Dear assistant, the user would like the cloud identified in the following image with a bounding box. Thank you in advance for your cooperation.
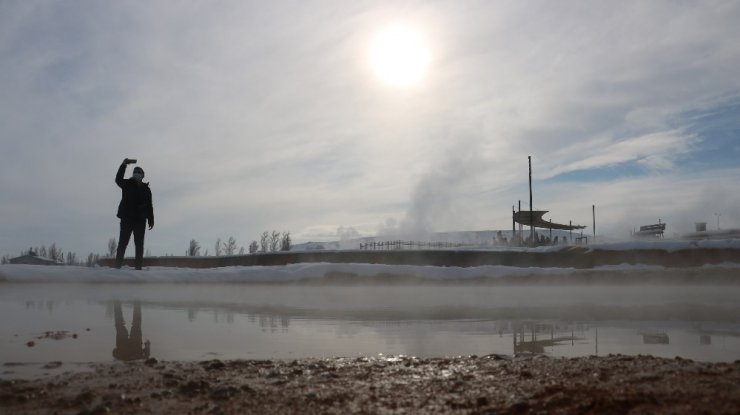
[546,129,699,177]
[529,167,740,238]
[1,1,739,255]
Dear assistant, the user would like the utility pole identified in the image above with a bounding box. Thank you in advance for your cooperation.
[518,200,522,241]
[512,205,516,243]
[529,156,534,246]
[592,205,596,240]
[591,205,596,242]
[569,220,572,242]
[715,213,721,230]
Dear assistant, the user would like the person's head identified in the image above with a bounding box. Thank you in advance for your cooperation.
[132,166,145,182]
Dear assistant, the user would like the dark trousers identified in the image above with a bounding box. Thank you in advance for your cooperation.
[115,218,146,269]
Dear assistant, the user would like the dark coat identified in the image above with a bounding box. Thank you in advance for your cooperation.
[116,164,154,225]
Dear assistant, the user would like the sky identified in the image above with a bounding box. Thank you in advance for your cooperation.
[1,0,739,257]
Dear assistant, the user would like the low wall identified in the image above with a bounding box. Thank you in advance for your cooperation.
[97,247,740,269]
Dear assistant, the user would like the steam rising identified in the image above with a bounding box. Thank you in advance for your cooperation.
[380,133,492,239]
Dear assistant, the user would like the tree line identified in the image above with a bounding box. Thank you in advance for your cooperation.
[0,231,293,266]
[0,244,101,267]
[0,238,147,267]
[185,231,291,256]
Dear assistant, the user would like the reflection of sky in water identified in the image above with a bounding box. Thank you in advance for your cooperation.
[1,283,739,368]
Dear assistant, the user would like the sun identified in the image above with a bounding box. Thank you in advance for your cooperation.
[369,24,431,88]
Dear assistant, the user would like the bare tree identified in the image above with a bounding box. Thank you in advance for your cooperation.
[107,238,117,257]
[224,237,237,255]
[66,252,77,265]
[214,238,222,256]
[187,239,201,256]
[280,232,291,251]
[269,231,281,252]
[86,253,99,267]
[48,243,63,262]
[238,246,245,255]
[249,241,258,254]
[259,232,269,253]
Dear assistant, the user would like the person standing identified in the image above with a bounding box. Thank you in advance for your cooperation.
[114,158,154,270]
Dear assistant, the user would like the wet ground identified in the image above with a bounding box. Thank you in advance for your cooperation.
[1,277,739,413]
[2,354,739,414]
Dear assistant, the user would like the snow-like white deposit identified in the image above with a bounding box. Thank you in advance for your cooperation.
[1,239,738,283]
[587,239,740,252]
[0,263,572,283]
[0,261,738,283]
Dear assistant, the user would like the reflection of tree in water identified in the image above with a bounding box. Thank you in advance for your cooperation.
[183,306,291,331]
[212,311,235,324]
[258,314,290,332]
[24,300,55,312]
[112,301,151,361]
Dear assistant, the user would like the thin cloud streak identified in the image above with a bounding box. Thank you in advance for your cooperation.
[546,129,699,178]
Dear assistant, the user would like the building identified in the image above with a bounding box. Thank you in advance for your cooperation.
[9,254,63,265]
[632,222,666,239]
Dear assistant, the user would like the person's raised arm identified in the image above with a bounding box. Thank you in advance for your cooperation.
[116,158,136,188]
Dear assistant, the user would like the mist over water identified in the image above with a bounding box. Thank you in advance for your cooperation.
[2,279,739,377]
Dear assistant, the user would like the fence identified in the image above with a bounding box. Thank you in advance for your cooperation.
[359,240,476,250]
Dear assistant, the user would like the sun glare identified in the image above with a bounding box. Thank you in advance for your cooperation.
[369,24,430,88]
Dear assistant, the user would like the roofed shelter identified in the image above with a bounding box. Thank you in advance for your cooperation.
[513,210,586,231]
[9,254,62,266]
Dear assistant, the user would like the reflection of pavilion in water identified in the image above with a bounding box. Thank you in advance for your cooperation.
[509,322,726,355]
[642,332,670,345]
[113,301,151,361]
[510,321,584,355]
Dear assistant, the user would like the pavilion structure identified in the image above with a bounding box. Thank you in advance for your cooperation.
[513,210,586,231]
[513,156,588,245]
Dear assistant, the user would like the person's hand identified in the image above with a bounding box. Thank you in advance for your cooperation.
[148,221,154,230]
[123,158,137,165]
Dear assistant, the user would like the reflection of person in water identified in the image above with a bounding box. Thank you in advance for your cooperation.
[112,301,151,361]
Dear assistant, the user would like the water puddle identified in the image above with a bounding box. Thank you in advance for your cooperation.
[1,283,739,378]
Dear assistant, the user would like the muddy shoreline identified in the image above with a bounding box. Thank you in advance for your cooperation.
[2,355,739,414]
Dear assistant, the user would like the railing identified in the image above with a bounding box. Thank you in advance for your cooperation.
[359,241,475,250]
